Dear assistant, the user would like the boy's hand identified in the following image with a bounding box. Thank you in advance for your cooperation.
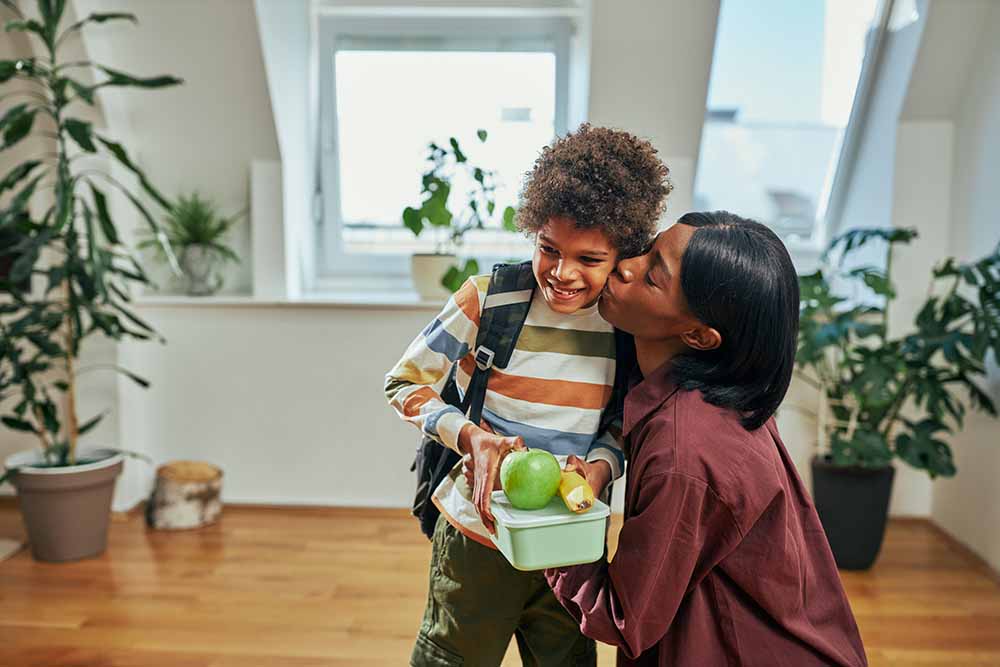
[563,455,613,500]
[458,423,525,535]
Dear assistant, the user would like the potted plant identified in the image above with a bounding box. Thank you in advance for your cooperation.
[797,227,1000,570]
[0,1,180,562]
[402,129,517,299]
[140,191,242,296]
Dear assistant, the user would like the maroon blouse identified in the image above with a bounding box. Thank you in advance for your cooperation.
[546,362,868,666]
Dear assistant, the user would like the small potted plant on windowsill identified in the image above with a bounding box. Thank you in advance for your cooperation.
[402,129,517,300]
[139,192,243,296]
[796,227,1000,570]
[0,1,179,562]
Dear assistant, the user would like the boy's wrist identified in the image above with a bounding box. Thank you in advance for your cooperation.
[457,422,477,455]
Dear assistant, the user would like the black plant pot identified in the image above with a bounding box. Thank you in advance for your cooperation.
[811,456,895,571]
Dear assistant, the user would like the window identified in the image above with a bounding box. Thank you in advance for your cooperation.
[316,13,574,281]
[693,0,890,264]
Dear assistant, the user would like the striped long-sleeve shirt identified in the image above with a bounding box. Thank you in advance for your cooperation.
[385,275,625,545]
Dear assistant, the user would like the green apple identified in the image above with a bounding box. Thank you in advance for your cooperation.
[500,449,561,510]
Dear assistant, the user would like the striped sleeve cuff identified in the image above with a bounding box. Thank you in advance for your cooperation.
[586,443,624,481]
[433,410,474,454]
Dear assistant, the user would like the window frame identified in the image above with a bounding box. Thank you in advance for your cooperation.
[314,12,574,287]
[692,0,895,274]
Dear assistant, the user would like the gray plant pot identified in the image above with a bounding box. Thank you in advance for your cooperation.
[180,244,220,296]
[5,448,124,562]
[811,455,895,571]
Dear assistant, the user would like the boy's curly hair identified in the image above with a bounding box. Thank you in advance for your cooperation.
[516,124,673,258]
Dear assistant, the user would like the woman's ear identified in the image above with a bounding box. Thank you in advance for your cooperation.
[681,325,722,351]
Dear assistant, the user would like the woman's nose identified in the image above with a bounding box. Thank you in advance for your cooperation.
[616,257,639,283]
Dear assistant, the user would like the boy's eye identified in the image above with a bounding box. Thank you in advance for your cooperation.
[645,271,657,287]
[581,256,603,265]
[540,244,558,255]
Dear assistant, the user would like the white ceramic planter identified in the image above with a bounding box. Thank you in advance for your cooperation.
[411,253,457,301]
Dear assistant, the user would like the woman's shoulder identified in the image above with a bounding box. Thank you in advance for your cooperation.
[645,388,786,517]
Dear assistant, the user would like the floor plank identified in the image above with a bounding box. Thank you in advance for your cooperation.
[1,505,998,666]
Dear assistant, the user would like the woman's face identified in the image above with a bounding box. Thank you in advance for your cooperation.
[599,224,702,339]
[532,216,618,314]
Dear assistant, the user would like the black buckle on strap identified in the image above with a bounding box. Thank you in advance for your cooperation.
[475,347,495,371]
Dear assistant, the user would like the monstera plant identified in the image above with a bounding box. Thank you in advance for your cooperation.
[797,227,1000,569]
[0,0,180,561]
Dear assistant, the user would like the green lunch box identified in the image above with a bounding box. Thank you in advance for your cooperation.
[488,490,611,571]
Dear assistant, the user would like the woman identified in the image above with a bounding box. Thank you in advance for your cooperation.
[549,211,868,666]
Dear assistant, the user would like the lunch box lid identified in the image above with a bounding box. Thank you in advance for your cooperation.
[490,490,611,529]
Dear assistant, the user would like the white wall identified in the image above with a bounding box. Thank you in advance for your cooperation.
[116,303,437,506]
[74,0,281,295]
[254,0,313,297]
[588,0,719,222]
[930,0,1000,573]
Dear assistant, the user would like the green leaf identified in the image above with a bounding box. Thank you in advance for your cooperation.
[849,267,895,299]
[9,244,39,284]
[96,66,182,89]
[440,259,479,293]
[59,12,136,42]
[477,129,487,142]
[53,178,74,231]
[895,419,956,478]
[502,206,517,232]
[27,332,60,355]
[829,429,893,468]
[0,160,41,195]
[1,416,35,433]
[67,79,95,105]
[402,206,423,236]
[4,19,46,41]
[63,118,96,152]
[0,58,35,83]
[116,367,150,388]
[78,412,105,436]
[823,227,918,264]
[1,106,36,150]
[113,301,156,334]
[89,184,120,244]
[37,0,67,33]
[449,137,466,163]
[95,136,172,210]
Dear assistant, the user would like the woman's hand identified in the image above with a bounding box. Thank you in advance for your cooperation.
[458,423,525,534]
[563,455,613,500]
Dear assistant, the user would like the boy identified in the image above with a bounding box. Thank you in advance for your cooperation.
[385,124,671,666]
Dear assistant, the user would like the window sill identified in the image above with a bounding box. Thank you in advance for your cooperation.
[134,290,446,310]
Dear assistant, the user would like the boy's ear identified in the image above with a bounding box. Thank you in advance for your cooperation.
[681,325,722,352]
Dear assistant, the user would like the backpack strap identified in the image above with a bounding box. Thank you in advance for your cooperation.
[460,261,536,425]
[599,327,635,436]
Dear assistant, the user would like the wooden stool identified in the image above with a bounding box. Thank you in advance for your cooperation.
[146,461,223,530]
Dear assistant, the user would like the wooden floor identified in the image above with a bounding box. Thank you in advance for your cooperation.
[1,505,999,667]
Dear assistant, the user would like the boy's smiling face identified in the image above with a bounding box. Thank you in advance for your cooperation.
[532,216,618,314]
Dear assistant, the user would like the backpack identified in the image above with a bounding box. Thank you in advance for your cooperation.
[410,261,633,539]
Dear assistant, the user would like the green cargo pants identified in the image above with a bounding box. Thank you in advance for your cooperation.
[411,514,597,666]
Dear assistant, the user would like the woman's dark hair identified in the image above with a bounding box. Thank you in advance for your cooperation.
[671,211,799,431]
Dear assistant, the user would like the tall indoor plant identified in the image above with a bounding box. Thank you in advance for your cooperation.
[402,129,517,298]
[797,227,1000,569]
[0,0,180,561]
